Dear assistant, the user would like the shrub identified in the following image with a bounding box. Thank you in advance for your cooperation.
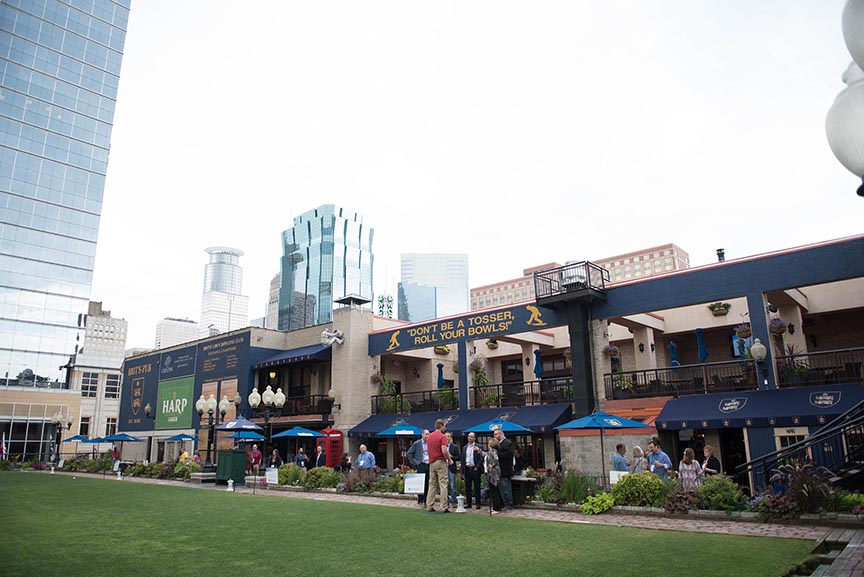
[560,470,599,504]
[176,461,202,481]
[535,477,561,503]
[581,492,615,515]
[665,482,699,514]
[340,469,376,493]
[752,493,799,522]
[278,463,306,486]
[371,472,404,494]
[144,462,163,478]
[611,472,665,507]
[828,490,864,513]
[125,463,146,477]
[302,467,340,490]
[779,462,834,514]
[697,475,744,512]
[0,460,11,471]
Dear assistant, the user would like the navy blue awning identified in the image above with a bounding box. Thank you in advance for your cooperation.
[656,383,864,431]
[407,408,506,435]
[348,414,410,438]
[252,344,332,369]
[511,403,573,433]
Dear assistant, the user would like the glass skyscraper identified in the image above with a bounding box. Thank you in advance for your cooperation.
[0,0,130,387]
[398,253,469,322]
[198,246,249,338]
[278,205,373,331]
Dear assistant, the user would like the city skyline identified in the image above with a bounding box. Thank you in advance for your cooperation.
[88,1,861,349]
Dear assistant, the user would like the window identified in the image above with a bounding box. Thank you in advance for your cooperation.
[105,418,117,437]
[81,372,98,397]
[104,374,120,398]
[79,416,90,436]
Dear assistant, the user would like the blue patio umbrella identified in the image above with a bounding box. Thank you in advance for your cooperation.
[62,434,90,443]
[533,349,543,379]
[215,416,263,431]
[271,426,325,439]
[668,341,679,367]
[103,433,143,443]
[464,417,533,435]
[377,424,425,437]
[82,437,105,443]
[556,411,652,487]
[164,433,198,442]
[695,328,708,362]
[436,363,445,388]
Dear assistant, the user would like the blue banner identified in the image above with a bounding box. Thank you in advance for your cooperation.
[119,354,160,431]
[159,345,196,381]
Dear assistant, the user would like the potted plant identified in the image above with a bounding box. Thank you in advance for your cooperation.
[563,348,572,368]
[708,302,731,316]
[612,373,633,398]
[433,344,451,355]
[469,357,490,386]
[486,339,498,350]
[735,323,752,338]
[603,344,620,357]
[769,318,788,336]
[370,372,385,385]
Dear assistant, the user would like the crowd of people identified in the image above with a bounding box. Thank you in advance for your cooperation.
[611,437,724,492]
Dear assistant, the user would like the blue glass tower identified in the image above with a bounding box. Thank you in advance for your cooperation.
[0,0,130,386]
[278,205,374,330]
[398,253,469,322]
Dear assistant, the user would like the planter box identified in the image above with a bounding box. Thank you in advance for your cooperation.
[712,309,729,316]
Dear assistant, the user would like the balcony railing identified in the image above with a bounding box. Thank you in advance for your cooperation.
[279,395,334,416]
[472,378,574,409]
[534,261,610,300]
[604,360,759,400]
[775,347,864,388]
[371,389,459,415]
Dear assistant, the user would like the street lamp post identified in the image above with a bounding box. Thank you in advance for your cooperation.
[50,410,72,463]
[196,394,219,473]
[143,403,155,463]
[248,385,285,449]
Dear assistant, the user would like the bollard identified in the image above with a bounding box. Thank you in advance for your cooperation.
[50,465,55,474]
[227,479,235,492]
[456,494,467,513]
[117,470,122,481]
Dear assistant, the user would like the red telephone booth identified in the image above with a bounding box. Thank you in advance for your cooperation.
[319,428,343,469]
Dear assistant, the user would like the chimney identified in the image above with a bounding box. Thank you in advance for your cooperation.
[716,248,725,263]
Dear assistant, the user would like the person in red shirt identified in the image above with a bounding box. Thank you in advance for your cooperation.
[425,419,453,513]
[250,444,263,476]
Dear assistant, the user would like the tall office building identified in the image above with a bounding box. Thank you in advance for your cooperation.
[470,263,559,310]
[398,253,469,322]
[595,243,690,283]
[264,273,279,329]
[0,0,131,387]
[155,317,198,349]
[278,205,373,331]
[198,246,249,338]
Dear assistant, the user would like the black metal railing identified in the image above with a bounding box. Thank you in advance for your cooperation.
[534,261,610,299]
[604,359,759,400]
[371,389,459,415]
[735,400,864,493]
[472,378,574,409]
[776,347,864,388]
[281,395,334,416]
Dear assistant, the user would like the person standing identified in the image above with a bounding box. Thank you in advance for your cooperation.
[445,432,460,506]
[339,452,352,473]
[407,429,430,506]
[702,445,722,476]
[268,448,283,468]
[313,445,326,468]
[678,448,703,492]
[111,445,121,467]
[250,444,263,476]
[612,443,629,472]
[461,432,483,510]
[295,447,309,469]
[356,444,376,470]
[483,438,503,514]
[630,446,649,474]
[647,439,672,480]
[493,428,514,510]
[425,419,452,513]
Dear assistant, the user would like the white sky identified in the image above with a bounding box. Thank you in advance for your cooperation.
[91,0,862,350]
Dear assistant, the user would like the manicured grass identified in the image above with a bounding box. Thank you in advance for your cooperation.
[1,472,812,577]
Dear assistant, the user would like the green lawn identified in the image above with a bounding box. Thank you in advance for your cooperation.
[0,472,813,577]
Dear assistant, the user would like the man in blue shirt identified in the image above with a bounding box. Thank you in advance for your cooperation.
[612,443,629,472]
[407,430,430,506]
[647,440,673,480]
[356,444,376,471]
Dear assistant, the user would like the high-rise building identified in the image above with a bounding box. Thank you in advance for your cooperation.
[0,1,131,387]
[71,301,126,441]
[278,205,373,331]
[264,273,279,329]
[595,243,690,283]
[155,317,198,349]
[470,263,559,310]
[198,246,249,338]
[398,253,469,322]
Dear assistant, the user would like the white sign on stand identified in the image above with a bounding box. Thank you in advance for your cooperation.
[404,473,426,494]
[265,467,279,486]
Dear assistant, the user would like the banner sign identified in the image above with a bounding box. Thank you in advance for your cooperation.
[369,304,565,355]
[159,346,196,381]
[155,377,195,430]
[196,331,250,378]
[120,354,159,431]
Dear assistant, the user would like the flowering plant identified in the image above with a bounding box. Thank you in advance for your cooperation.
[603,344,620,357]
[734,323,752,338]
[769,318,788,335]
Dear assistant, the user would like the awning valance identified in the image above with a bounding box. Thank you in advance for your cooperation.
[656,383,864,431]
[252,344,331,370]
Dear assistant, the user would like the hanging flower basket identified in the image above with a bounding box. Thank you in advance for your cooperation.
[486,339,498,349]
[370,373,385,385]
[434,345,451,355]
[603,344,620,357]
[563,348,572,368]
[708,302,731,316]
[769,318,788,335]
[735,323,752,338]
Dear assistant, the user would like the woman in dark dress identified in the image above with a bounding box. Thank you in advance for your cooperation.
[702,445,722,476]
[340,452,352,473]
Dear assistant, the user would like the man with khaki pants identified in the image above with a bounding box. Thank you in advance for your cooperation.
[425,419,453,513]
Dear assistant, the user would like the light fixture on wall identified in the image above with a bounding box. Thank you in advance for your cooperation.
[750,338,768,362]
[650,343,655,353]
[525,356,531,366]
[638,342,645,353]
[413,367,420,378]
[788,323,796,335]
